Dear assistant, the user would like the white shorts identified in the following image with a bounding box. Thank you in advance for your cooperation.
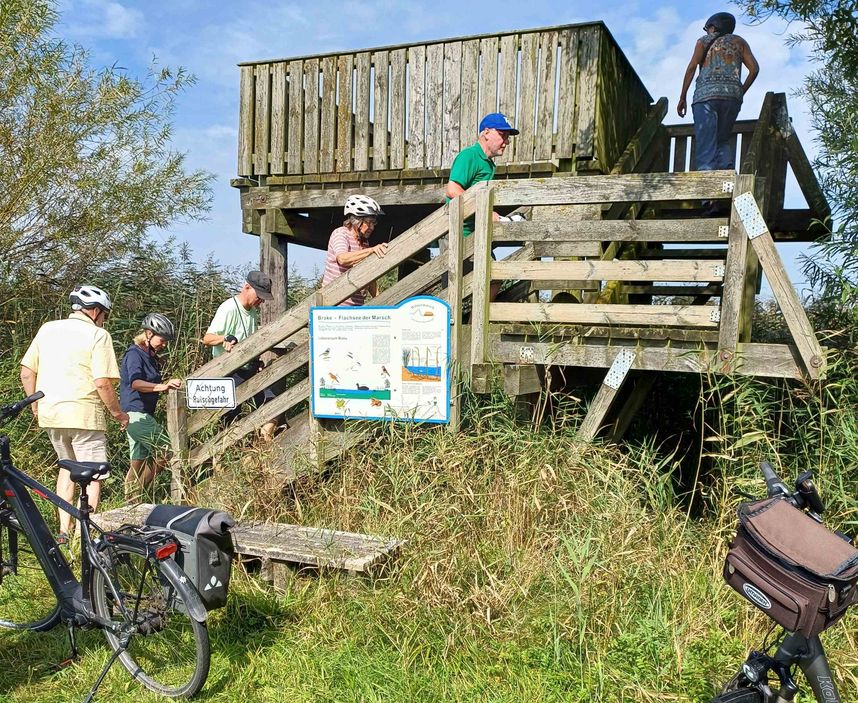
[46,428,108,464]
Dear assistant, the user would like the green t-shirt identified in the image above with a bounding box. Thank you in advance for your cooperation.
[447,142,496,236]
[206,296,260,358]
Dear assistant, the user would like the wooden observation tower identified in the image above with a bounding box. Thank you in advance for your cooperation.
[166,22,830,494]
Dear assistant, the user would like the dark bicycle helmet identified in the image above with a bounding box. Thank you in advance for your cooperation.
[69,285,112,312]
[141,312,176,341]
[705,12,736,34]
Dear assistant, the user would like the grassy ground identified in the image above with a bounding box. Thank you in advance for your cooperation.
[1,405,856,703]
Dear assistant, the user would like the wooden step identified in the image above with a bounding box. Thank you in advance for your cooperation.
[96,504,405,581]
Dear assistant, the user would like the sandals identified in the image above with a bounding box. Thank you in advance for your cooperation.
[55,531,70,547]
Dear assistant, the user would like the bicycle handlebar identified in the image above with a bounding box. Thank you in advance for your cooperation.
[0,392,44,425]
[758,460,826,517]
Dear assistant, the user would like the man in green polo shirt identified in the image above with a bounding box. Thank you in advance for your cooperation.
[444,112,519,299]
[445,112,519,235]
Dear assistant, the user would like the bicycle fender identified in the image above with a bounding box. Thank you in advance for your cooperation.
[160,557,208,623]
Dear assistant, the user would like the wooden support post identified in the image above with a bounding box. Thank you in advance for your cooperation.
[469,184,493,375]
[307,291,324,466]
[577,349,636,442]
[718,174,755,370]
[259,210,290,326]
[733,192,826,379]
[166,388,189,503]
[447,196,464,432]
[608,373,656,443]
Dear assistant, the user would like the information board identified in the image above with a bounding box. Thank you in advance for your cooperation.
[310,296,450,422]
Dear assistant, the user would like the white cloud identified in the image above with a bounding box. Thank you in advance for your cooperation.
[61,0,144,39]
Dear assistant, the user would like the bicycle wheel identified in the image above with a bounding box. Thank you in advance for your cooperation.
[0,519,61,631]
[91,543,210,698]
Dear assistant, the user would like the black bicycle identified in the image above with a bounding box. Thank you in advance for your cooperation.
[711,462,854,703]
[0,393,210,701]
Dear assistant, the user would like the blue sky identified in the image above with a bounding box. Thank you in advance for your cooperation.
[55,0,818,291]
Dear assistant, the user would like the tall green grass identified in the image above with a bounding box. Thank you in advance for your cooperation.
[1,286,857,701]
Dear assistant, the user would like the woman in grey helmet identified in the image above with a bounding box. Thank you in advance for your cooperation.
[119,313,182,500]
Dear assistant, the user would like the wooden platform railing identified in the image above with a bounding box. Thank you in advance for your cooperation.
[664,92,830,231]
[236,22,651,179]
[463,170,825,385]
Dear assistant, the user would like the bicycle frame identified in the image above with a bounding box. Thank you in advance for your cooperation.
[0,433,133,631]
[774,633,841,703]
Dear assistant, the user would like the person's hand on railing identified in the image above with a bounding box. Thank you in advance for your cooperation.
[372,242,388,258]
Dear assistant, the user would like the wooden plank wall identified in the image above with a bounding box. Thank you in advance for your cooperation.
[592,26,651,173]
[236,24,642,178]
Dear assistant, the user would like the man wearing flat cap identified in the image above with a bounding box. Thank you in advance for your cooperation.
[203,270,278,439]
[443,112,520,299]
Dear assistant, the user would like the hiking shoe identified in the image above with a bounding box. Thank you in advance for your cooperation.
[56,531,69,546]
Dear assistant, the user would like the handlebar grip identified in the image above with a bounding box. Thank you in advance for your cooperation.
[13,392,44,411]
[760,461,788,498]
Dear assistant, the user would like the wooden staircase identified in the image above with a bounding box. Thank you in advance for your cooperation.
[166,92,829,497]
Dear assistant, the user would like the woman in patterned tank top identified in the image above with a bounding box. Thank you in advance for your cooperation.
[677,12,759,189]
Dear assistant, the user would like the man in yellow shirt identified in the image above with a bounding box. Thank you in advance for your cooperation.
[20,285,129,542]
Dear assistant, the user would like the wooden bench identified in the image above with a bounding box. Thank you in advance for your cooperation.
[97,504,405,588]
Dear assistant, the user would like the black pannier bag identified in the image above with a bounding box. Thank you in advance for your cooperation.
[145,505,235,610]
[723,497,858,637]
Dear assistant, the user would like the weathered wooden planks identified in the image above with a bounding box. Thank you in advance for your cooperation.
[320,56,337,173]
[493,217,728,243]
[489,340,806,379]
[489,303,720,328]
[492,170,737,206]
[238,66,255,176]
[238,24,655,177]
[254,64,271,175]
[442,41,463,168]
[96,504,405,575]
[287,60,304,174]
[407,44,426,169]
[373,50,389,170]
[492,260,726,283]
[389,48,407,169]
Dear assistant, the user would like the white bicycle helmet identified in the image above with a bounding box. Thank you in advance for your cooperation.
[69,285,112,312]
[344,194,384,217]
[141,312,176,341]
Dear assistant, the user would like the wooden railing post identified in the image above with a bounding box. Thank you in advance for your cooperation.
[718,173,755,369]
[469,184,494,378]
[166,388,188,503]
[447,196,464,432]
[307,291,325,467]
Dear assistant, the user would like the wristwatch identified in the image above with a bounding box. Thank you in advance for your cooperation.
[223,334,238,344]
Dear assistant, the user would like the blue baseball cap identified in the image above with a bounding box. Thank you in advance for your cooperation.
[479,113,519,135]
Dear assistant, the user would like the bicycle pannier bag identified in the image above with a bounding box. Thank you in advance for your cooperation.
[145,505,235,610]
[723,497,858,637]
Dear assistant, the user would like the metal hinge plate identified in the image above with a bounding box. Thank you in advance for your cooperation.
[519,346,535,363]
[604,349,635,390]
[734,192,769,239]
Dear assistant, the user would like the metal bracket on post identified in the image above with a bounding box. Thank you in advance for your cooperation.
[712,263,726,279]
[710,308,722,323]
[734,192,769,240]
[722,181,735,193]
[718,225,729,239]
[604,349,636,390]
[519,346,535,363]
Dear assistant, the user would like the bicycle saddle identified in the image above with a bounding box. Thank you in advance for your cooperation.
[58,460,111,483]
